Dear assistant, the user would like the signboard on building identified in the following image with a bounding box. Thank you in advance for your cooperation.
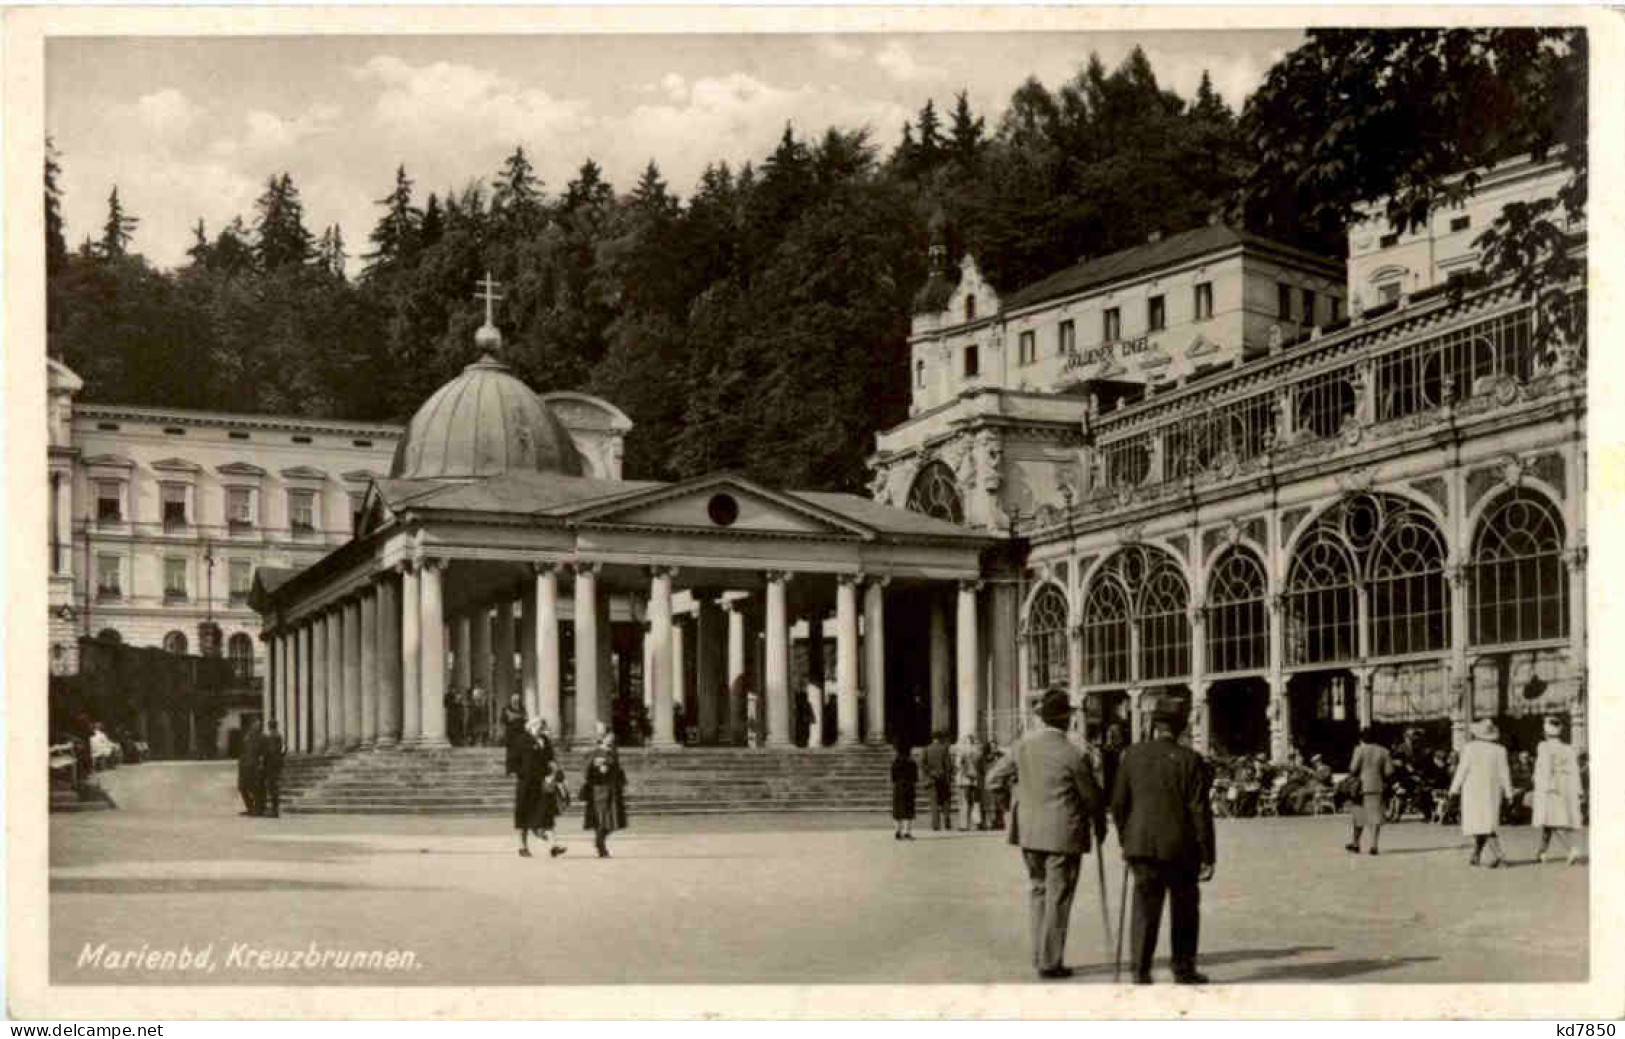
[1064,334,1153,371]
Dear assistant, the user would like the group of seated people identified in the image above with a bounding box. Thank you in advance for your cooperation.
[50,717,149,790]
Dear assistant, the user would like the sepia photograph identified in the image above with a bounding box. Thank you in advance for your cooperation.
[5,4,1620,1022]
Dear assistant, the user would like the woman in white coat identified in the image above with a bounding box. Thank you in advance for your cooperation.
[1449,718,1514,868]
[1533,715,1585,865]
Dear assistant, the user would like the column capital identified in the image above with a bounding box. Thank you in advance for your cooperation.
[569,559,603,578]
[532,559,563,576]
[1445,563,1468,589]
[836,572,864,588]
[648,563,680,580]
[414,554,446,573]
[764,569,795,585]
[1267,593,1284,615]
[1563,545,1587,572]
[394,558,416,576]
[958,578,984,595]
[861,573,892,590]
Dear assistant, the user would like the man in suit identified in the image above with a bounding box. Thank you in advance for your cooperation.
[921,730,955,830]
[987,689,1107,979]
[1111,702,1215,985]
[237,718,263,817]
[259,719,285,818]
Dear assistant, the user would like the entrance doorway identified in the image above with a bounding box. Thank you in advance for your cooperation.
[1288,669,1359,766]
[1208,678,1269,758]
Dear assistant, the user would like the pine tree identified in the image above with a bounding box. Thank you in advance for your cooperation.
[947,91,986,170]
[562,159,614,216]
[363,165,421,277]
[186,219,211,268]
[45,136,67,276]
[916,99,944,169]
[491,146,545,235]
[317,224,347,278]
[254,172,314,270]
[630,160,677,218]
[98,187,139,259]
[420,193,445,248]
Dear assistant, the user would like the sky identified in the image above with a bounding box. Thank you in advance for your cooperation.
[47,31,1302,270]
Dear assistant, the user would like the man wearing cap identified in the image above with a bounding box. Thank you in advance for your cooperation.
[1111,701,1215,985]
[986,688,1107,979]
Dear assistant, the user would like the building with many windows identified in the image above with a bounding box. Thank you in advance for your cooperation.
[870,165,1586,763]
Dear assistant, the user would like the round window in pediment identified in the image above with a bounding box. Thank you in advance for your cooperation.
[707,493,740,527]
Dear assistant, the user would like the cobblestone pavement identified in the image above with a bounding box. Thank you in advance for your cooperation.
[51,763,1587,986]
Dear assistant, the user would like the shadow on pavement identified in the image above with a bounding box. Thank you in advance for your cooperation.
[1066,945,1336,979]
[51,877,421,896]
[1238,955,1438,982]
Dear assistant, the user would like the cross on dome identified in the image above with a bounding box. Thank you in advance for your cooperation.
[473,271,505,356]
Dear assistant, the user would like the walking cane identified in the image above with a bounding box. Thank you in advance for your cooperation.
[1095,843,1112,973]
[1114,860,1129,982]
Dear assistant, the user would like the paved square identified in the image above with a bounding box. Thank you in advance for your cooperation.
[52,764,1587,986]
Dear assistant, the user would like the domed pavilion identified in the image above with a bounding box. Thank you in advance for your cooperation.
[252,281,999,758]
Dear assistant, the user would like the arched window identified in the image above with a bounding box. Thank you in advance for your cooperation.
[163,630,189,655]
[1025,584,1070,691]
[1284,493,1450,665]
[1471,490,1567,646]
[96,628,122,644]
[1285,528,1358,665]
[906,462,964,526]
[1139,561,1190,681]
[228,633,254,681]
[1206,549,1267,674]
[1081,546,1191,686]
[1369,506,1449,656]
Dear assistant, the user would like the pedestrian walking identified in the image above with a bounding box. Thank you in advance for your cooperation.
[1450,718,1515,867]
[516,719,567,859]
[237,718,263,817]
[581,735,628,858]
[954,733,985,829]
[1110,702,1216,985]
[980,736,1007,830]
[501,694,528,776]
[1533,715,1585,865]
[259,719,285,818]
[891,741,918,840]
[1345,727,1393,855]
[984,688,1106,979]
[922,730,955,830]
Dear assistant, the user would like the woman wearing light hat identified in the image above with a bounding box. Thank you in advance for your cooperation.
[1533,715,1585,865]
[1448,718,1514,867]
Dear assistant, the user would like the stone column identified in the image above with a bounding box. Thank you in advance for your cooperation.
[764,572,791,747]
[343,595,363,750]
[956,580,981,739]
[696,598,725,744]
[454,616,473,696]
[359,587,378,749]
[929,594,952,736]
[672,615,687,739]
[649,567,676,745]
[1128,687,1144,743]
[418,558,447,746]
[1354,667,1374,731]
[572,562,601,745]
[493,598,516,723]
[378,572,401,746]
[311,614,329,752]
[1189,608,1208,754]
[836,574,861,745]
[990,582,1019,745]
[727,599,747,744]
[595,589,614,731]
[520,579,539,718]
[261,633,274,726]
[471,606,492,697]
[863,577,887,744]
[326,605,344,751]
[1190,680,1212,756]
[534,563,561,736]
[1566,547,1587,750]
[399,562,422,746]
[1267,592,1289,762]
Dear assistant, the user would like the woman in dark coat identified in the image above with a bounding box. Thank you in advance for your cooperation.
[515,719,566,858]
[501,694,528,776]
[890,742,918,840]
[581,736,628,858]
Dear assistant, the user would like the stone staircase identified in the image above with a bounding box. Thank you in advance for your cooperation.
[279,745,911,816]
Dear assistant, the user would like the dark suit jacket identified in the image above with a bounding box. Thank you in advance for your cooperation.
[987,727,1104,855]
[260,733,285,775]
[922,742,953,782]
[1111,737,1215,867]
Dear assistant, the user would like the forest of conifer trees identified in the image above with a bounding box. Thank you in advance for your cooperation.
[44,31,1586,494]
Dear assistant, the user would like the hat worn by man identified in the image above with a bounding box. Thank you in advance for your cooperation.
[1470,718,1499,741]
[1035,688,1073,724]
[1543,715,1564,736]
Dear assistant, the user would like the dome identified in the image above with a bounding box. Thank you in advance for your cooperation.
[389,356,586,480]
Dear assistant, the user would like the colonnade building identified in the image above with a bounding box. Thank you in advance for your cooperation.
[250,316,999,753]
[869,159,1586,761]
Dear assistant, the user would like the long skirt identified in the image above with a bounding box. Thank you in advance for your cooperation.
[892,783,916,821]
[1354,792,1384,827]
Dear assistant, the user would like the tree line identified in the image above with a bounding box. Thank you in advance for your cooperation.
[45,31,1585,492]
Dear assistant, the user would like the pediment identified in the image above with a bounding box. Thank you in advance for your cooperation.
[218,461,267,478]
[280,465,328,482]
[569,475,872,539]
[152,457,202,474]
[83,453,135,471]
[1186,333,1221,358]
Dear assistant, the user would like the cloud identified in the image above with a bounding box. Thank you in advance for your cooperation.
[659,72,688,103]
[130,88,205,141]
[874,41,943,83]
[817,38,865,62]
[352,54,594,153]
